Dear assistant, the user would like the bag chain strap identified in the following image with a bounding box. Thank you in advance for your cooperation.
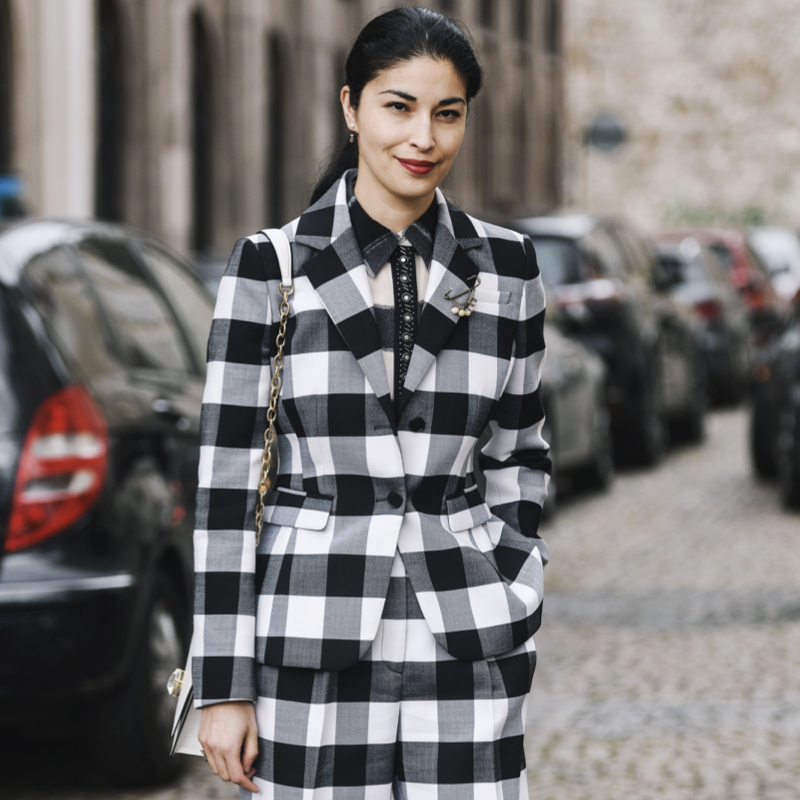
[255,280,294,546]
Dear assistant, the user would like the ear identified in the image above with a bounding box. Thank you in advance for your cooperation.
[341,86,358,133]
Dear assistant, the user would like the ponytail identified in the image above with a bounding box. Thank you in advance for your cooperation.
[309,137,359,205]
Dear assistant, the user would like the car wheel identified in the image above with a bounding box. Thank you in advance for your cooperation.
[95,573,188,786]
[627,379,666,466]
[777,405,800,509]
[575,404,614,490]
[671,371,706,444]
[751,380,777,478]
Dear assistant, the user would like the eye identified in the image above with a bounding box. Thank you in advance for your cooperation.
[437,108,463,120]
[386,101,409,112]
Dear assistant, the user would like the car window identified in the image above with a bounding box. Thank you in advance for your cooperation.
[136,243,214,371]
[656,253,707,286]
[581,229,627,279]
[23,245,122,381]
[529,236,586,286]
[708,242,733,272]
[77,238,192,373]
[700,248,730,288]
[610,224,653,282]
[0,284,61,435]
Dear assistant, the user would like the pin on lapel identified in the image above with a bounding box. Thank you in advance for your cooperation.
[445,275,481,317]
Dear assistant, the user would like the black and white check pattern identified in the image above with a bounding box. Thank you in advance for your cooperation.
[245,553,536,799]
[193,170,550,705]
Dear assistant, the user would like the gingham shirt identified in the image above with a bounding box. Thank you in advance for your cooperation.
[347,181,437,402]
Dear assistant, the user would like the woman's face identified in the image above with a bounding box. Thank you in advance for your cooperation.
[342,56,468,211]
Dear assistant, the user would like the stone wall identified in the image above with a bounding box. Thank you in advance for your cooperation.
[564,0,800,232]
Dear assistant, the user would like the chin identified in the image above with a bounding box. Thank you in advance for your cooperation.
[392,172,441,198]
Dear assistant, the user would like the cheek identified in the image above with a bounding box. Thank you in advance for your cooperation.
[441,127,466,158]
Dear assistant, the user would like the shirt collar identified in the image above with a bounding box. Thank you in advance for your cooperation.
[345,171,438,278]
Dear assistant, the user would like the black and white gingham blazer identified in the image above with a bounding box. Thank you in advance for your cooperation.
[193,173,550,705]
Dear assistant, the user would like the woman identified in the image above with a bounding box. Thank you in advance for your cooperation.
[194,7,550,798]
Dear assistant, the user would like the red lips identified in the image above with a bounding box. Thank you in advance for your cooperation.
[397,158,437,175]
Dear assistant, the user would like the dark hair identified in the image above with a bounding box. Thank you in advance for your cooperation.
[309,6,483,204]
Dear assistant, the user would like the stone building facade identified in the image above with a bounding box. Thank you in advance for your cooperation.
[0,0,564,257]
[564,0,800,231]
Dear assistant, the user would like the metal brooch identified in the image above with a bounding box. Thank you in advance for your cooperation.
[445,275,481,317]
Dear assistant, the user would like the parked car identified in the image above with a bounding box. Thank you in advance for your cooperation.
[540,318,614,516]
[663,228,784,340]
[650,236,751,403]
[510,214,706,464]
[0,219,214,784]
[747,226,800,305]
[748,291,800,506]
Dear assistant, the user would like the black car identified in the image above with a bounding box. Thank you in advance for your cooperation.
[540,319,613,515]
[0,219,214,784]
[749,293,800,506]
[650,236,751,403]
[511,214,706,464]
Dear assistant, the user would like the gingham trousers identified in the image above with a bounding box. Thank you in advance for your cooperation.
[243,552,536,799]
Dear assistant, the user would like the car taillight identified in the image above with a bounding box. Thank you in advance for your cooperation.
[5,385,108,553]
[741,285,764,311]
[694,299,721,320]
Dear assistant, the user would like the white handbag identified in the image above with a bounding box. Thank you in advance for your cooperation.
[168,228,294,757]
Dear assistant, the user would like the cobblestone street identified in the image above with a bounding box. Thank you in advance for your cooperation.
[525,407,800,800]
[3,407,799,800]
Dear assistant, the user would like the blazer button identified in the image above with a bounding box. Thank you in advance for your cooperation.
[387,492,403,508]
[409,417,426,432]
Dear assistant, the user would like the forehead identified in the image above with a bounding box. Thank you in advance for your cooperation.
[366,56,467,98]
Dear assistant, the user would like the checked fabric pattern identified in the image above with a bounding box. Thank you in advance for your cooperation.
[245,553,536,799]
[193,170,550,705]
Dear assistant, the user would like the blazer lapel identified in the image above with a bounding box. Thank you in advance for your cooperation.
[398,195,483,412]
[293,179,395,425]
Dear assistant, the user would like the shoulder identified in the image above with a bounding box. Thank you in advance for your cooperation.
[448,204,538,281]
[226,224,300,283]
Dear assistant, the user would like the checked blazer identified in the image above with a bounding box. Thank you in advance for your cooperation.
[193,172,551,706]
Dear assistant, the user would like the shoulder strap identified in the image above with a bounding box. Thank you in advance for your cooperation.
[254,227,294,546]
[261,227,293,287]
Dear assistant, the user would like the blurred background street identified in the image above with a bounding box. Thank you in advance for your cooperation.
[2,0,800,798]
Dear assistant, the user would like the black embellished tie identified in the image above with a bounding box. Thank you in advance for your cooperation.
[391,244,417,404]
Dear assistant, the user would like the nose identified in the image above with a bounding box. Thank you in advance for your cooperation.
[409,116,435,152]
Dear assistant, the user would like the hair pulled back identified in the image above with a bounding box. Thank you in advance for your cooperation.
[309,6,483,204]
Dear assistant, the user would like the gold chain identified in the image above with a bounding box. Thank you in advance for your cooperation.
[255,281,294,546]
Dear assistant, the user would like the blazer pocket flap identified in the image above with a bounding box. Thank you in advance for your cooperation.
[446,486,493,532]
[263,488,333,530]
[473,288,512,308]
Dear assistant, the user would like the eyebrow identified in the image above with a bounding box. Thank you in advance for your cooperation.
[379,89,466,106]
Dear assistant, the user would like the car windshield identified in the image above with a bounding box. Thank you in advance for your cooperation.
[656,254,707,286]
[708,242,733,272]
[530,236,584,286]
[749,229,800,275]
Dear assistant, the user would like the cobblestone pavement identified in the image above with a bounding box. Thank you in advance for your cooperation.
[525,407,800,800]
[4,408,798,799]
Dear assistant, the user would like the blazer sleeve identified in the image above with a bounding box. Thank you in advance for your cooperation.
[192,235,276,707]
[478,235,551,563]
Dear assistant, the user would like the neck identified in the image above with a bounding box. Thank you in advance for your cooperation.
[353,170,435,232]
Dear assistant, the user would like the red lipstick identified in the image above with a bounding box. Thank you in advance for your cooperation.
[397,158,437,175]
